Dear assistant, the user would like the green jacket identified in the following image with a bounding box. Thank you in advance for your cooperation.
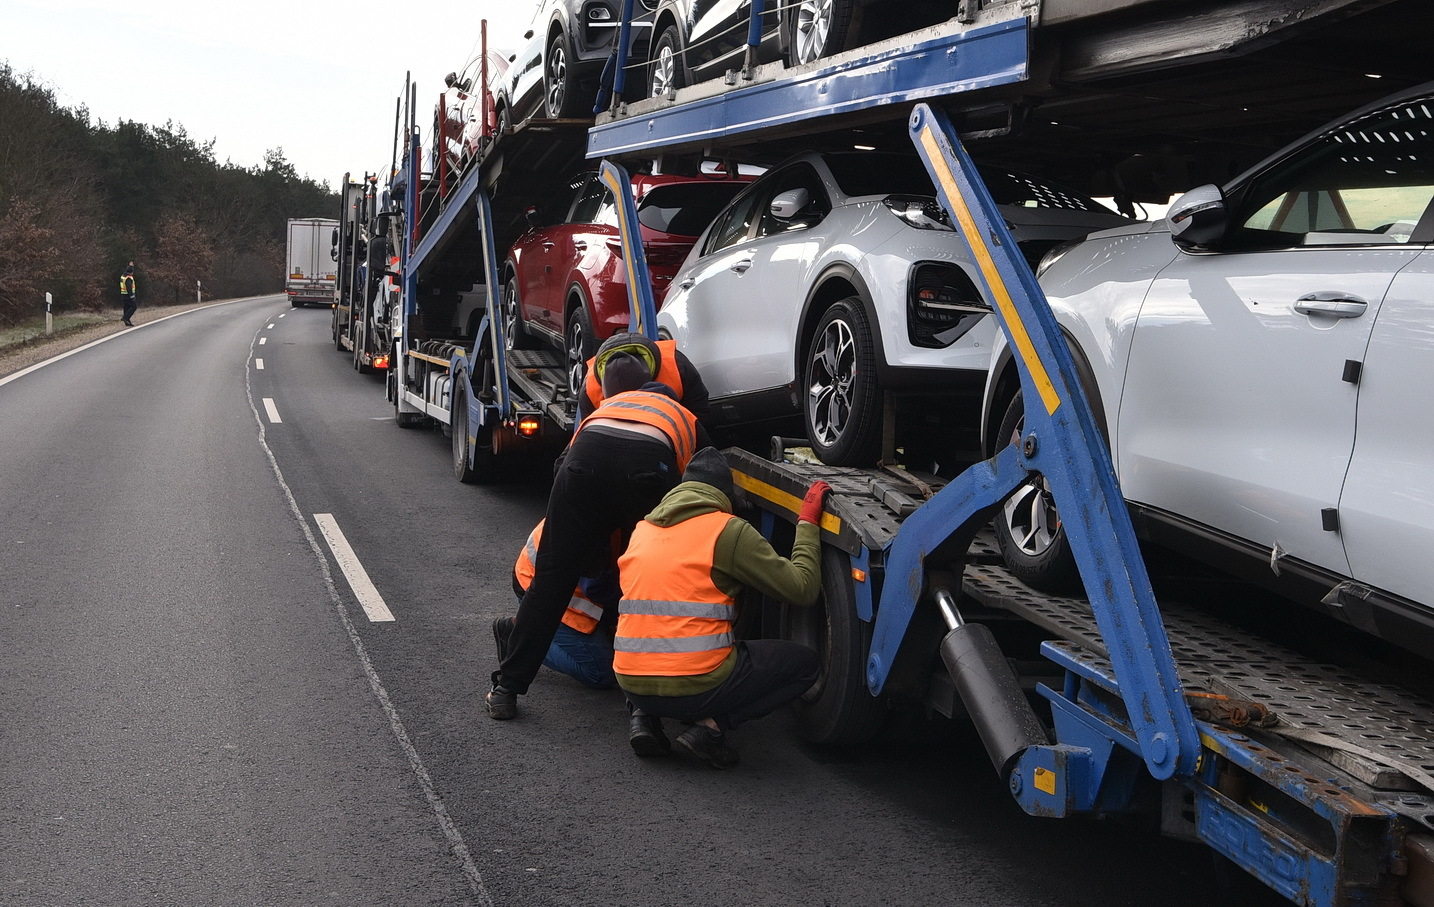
[616,480,822,697]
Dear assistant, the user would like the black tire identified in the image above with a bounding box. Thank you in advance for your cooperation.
[787,545,887,745]
[496,101,511,137]
[786,0,859,67]
[648,24,686,99]
[452,384,479,483]
[501,275,537,351]
[333,311,344,351]
[291,299,303,308]
[544,30,582,118]
[394,348,426,429]
[564,305,597,400]
[992,391,1083,593]
[803,298,882,467]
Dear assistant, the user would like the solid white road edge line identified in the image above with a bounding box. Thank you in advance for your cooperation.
[242,329,490,904]
[262,398,282,423]
[313,514,396,623]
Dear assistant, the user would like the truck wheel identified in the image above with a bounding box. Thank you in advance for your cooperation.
[333,312,344,351]
[394,351,425,429]
[291,299,303,308]
[787,545,887,745]
[804,298,881,467]
[452,385,479,483]
[992,391,1082,593]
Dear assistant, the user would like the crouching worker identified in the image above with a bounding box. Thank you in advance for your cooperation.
[615,446,831,767]
[493,519,619,690]
[485,352,700,719]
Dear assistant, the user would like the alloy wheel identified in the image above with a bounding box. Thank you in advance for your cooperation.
[794,0,834,65]
[651,44,677,97]
[807,317,857,447]
[566,319,588,399]
[546,43,568,115]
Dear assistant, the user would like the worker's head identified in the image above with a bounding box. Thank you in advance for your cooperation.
[594,333,659,386]
[600,352,651,397]
[682,447,734,503]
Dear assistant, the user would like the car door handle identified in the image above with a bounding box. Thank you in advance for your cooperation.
[730,258,753,274]
[572,241,586,253]
[1294,292,1368,318]
[541,241,555,250]
[678,277,695,290]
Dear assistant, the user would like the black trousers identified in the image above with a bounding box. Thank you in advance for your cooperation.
[623,640,820,732]
[122,294,138,322]
[498,429,678,694]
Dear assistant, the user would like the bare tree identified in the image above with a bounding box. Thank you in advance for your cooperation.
[148,211,215,303]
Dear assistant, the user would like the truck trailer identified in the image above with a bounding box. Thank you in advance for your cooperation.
[377,2,1434,902]
[284,217,339,308]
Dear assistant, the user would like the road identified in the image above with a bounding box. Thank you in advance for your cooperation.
[0,296,1284,906]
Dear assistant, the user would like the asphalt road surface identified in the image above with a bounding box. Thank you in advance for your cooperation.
[0,296,1287,906]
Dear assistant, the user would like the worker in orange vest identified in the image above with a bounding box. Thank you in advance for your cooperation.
[494,519,619,690]
[614,446,831,767]
[487,352,701,720]
[579,333,711,438]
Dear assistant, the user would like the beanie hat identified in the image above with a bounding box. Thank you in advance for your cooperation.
[594,332,660,383]
[683,447,734,502]
[601,352,653,397]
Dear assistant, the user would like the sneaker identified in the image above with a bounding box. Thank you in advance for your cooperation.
[485,670,517,720]
[491,616,514,663]
[628,710,671,757]
[674,724,739,768]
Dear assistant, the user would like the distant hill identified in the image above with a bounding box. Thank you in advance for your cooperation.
[0,63,338,324]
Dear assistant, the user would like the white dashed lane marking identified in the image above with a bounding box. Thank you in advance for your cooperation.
[313,514,395,622]
[255,358,264,370]
[262,398,282,423]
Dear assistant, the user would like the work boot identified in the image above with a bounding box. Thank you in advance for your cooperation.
[491,616,514,663]
[485,670,517,720]
[628,710,671,757]
[674,724,739,768]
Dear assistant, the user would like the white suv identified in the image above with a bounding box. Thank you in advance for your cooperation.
[658,151,1130,465]
[984,81,1434,653]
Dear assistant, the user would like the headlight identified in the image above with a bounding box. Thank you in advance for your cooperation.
[882,195,954,232]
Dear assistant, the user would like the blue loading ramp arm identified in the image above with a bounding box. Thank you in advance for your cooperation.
[861,103,1200,795]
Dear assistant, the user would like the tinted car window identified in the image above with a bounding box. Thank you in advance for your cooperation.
[754,164,830,237]
[703,186,767,255]
[569,175,610,224]
[1230,97,1434,248]
[637,181,749,236]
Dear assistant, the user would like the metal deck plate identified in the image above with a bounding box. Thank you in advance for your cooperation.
[965,564,1434,797]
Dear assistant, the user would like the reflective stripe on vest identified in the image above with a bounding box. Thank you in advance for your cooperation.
[584,339,685,413]
[577,390,697,472]
[613,509,736,676]
[513,520,603,634]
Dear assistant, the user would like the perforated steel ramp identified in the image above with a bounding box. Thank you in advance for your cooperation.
[965,562,1434,808]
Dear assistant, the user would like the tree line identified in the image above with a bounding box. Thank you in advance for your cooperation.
[0,63,338,326]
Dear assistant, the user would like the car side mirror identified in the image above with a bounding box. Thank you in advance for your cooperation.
[769,188,811,221]
[1167,184,1228,250]
[525,205,542,229]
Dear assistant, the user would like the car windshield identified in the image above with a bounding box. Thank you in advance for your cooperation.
[822,152,1114,213]
[637,181,750,236]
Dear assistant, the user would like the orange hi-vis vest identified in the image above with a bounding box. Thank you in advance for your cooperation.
[613,510,737,677]
[584,339,685,413]
[575,388,698,472]
[514,521,604,634]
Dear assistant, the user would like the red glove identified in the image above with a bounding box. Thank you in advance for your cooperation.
[799,480,831,525]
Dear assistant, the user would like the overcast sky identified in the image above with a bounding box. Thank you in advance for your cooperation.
[3,0,539,190]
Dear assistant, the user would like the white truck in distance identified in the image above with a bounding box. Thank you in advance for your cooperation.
[285,217,339,307]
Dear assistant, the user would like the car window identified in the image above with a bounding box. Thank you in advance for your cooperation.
[702,185,767,255]
[1229,97,1434,248]
[569,175,610,225]
[754,164,831,237]
[636,182,749,236]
